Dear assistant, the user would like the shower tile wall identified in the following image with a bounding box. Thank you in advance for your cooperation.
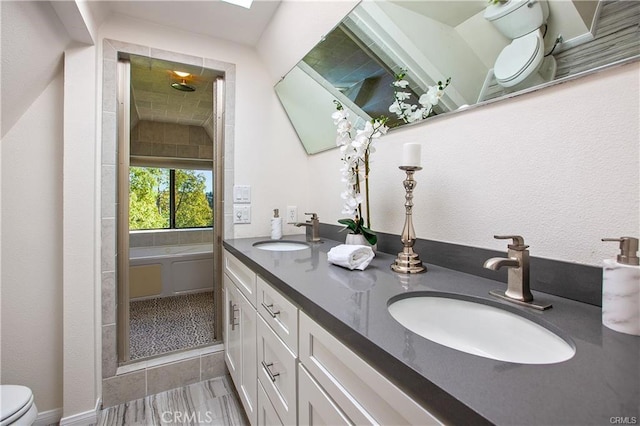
[131,120,213,160]
[101,38,236,408]
[129,229,213,248]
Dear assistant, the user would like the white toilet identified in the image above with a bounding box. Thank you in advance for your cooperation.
[484,0,557,90]
[0,385,38,426]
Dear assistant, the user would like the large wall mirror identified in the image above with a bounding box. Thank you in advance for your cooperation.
[276,0,639,154]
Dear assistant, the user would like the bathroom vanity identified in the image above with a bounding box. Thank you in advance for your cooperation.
[223,235,639,425]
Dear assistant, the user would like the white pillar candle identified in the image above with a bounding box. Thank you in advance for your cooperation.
[402,143,422,168]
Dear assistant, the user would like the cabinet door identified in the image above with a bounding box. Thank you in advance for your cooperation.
[257,381,283,426]
[299,364,353,426]
[223,275,240,383]
[224,275,258,425]
[257,315,297,426]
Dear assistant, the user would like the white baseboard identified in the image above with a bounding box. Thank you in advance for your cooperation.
[59,398,101,426]
[555,32,595,53]
[34,408,62,426]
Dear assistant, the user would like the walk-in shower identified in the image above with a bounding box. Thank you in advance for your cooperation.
[116,55,224,363]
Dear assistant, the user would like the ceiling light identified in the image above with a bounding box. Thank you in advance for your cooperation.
[171,80,196,92]
[221,0,253,9]
[173,71,191,78]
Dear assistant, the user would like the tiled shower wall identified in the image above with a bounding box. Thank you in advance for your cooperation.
[129,229,213,248]
[131,120,213,160]
[101,39,235,408]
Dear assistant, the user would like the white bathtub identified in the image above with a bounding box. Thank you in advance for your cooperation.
[129,243,213,300]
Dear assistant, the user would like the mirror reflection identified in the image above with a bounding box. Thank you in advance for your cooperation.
[276,0,640,154]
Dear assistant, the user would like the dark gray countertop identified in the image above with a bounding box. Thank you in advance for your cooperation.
[223,235,640,425]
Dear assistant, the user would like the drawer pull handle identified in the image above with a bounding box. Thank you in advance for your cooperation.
[229,301,239,330]
[261,361,280,382]
[261,302,280,318]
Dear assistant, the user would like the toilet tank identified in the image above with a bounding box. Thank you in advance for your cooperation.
[484,0,550,39]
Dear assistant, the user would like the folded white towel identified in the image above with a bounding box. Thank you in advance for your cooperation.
[327,244,375,271]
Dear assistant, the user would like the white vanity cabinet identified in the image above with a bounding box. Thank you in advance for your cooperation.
[299,311,442,426]
[224,248,441,426]
[223,252,258,425]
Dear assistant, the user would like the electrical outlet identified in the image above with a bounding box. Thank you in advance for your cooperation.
[286,206,297,224]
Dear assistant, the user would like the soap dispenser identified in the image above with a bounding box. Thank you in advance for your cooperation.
[271,209,282,240]
[601,237,640,335]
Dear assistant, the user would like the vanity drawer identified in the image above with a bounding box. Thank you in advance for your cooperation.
[224,250,257,307]
[299,312,442,425]
[257,276,298,354]
[257,315,297,426]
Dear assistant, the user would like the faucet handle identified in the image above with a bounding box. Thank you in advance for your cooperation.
[304,212,318,220]
[494,235,529,251]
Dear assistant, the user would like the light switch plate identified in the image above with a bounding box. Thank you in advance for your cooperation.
[233,185,251,203]
[233,205,251,224]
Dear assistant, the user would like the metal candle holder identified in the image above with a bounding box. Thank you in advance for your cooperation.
[391,166,426,274]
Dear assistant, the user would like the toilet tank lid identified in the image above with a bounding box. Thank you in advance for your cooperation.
[484,0,530,21]
[0,385,34,421]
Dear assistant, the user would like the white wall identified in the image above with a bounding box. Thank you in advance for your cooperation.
[307,62,639,266]
[62,43,98,420]
[1,71,65,413]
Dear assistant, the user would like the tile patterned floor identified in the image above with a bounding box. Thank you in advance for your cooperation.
[130,292,215,360]
[98,376,248,426]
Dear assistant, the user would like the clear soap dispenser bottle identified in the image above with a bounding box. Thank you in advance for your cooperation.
[601,237,640,335]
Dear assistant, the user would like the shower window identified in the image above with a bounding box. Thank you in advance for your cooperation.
[129,166,213,230]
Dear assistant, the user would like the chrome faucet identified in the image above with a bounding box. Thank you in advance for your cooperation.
[295,212,321,242]
[484,235,551,310]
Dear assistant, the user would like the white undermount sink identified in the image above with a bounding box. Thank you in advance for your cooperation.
[388,293,575,364]
[253,240,310,251]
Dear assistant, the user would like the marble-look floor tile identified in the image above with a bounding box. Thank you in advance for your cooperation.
[99,376,248,426]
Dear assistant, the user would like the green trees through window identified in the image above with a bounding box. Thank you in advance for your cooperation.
[129,166,213,230]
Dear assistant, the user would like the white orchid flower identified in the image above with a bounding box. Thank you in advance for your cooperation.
[337,119,351,134]
[420,85,443,107]
[392,79,409,88]
[389,101,402,115]
[331,109,349,124]
[395,91,412,101]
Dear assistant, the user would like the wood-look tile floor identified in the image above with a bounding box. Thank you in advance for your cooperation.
[98,376,248,426]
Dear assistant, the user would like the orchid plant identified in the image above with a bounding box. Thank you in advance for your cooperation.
[389,70,451,124]
[332,71,450,246]
[332,101,388,245]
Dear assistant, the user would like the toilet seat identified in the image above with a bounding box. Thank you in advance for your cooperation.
[494,31,543,87]
[0,385,37,426]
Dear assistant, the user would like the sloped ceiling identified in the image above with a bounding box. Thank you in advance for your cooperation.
[1,1,71,138]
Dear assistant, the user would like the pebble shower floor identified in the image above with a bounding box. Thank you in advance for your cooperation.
[129,291,215,360]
